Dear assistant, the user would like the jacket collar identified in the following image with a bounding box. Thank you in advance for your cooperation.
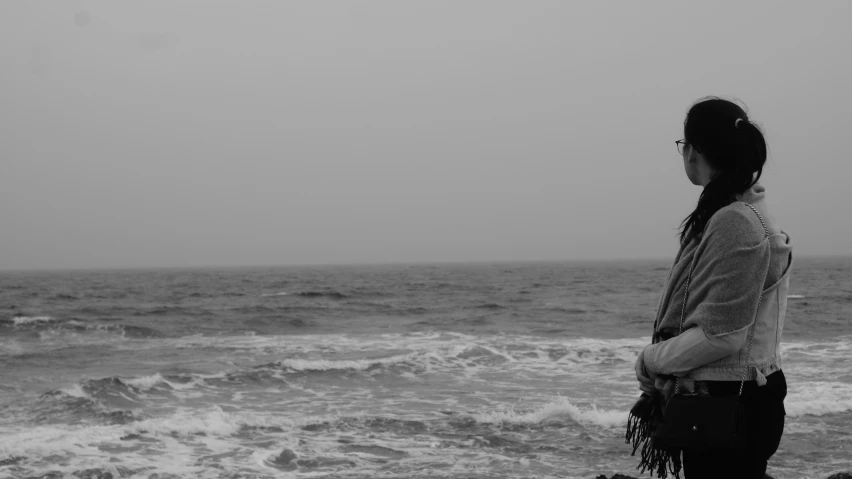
[736,183,766,205]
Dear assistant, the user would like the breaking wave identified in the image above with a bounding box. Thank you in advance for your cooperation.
[6,316,58,326]
[470,397,627,429]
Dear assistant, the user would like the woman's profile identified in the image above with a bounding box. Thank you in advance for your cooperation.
[629,97,793,479]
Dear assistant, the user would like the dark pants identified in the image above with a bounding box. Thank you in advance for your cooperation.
[682,370,787,479]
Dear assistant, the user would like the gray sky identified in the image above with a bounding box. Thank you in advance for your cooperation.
[2,1,850,270]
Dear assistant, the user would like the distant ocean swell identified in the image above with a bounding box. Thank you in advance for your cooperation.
[1,289,830,342]
[0,316,162,350]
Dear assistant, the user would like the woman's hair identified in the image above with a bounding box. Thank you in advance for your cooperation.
[679,97,768,244]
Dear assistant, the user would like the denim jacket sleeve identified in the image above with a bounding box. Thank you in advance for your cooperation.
[642,326,748,377]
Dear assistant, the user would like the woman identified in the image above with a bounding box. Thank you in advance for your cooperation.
[632,97,793,478]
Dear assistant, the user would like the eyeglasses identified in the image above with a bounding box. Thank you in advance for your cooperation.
[675,140,688,156]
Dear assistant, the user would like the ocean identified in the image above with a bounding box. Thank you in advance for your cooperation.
[1,257,850,479]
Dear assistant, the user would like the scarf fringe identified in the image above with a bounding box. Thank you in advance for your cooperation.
[625,398,683,479]
[625,411,650,455]
[637,432,682,479]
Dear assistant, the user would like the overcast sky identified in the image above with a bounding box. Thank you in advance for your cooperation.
[1,1,849,270]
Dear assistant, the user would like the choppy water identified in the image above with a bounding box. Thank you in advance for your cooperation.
[1,258,851,479]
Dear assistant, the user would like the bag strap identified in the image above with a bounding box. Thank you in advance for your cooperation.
[674,202,770,397]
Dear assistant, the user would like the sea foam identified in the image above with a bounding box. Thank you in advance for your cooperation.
[784,381,852,417]
[123,373,168,390]
[59,383,89,398]
[11,316,57,326]
[472,397,627,429]
[271,353,419,372]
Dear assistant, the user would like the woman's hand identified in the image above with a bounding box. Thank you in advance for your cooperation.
[635,347,656,395]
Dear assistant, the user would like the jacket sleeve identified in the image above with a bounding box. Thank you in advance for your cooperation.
[644,206,771,376]
[643,325,749,377]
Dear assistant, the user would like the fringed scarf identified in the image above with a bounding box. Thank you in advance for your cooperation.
[625,392,682,479]
[625,231,694,478]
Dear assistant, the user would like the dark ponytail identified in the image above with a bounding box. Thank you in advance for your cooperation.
[679,97,768,244]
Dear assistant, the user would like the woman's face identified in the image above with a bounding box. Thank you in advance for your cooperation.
[681,142,704,186]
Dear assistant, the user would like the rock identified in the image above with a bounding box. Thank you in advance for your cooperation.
[828,472,852,479]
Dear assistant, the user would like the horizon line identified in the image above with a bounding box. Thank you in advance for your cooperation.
[1,253,848,273]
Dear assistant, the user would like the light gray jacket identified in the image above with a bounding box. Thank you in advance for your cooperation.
[643,184,793,388]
